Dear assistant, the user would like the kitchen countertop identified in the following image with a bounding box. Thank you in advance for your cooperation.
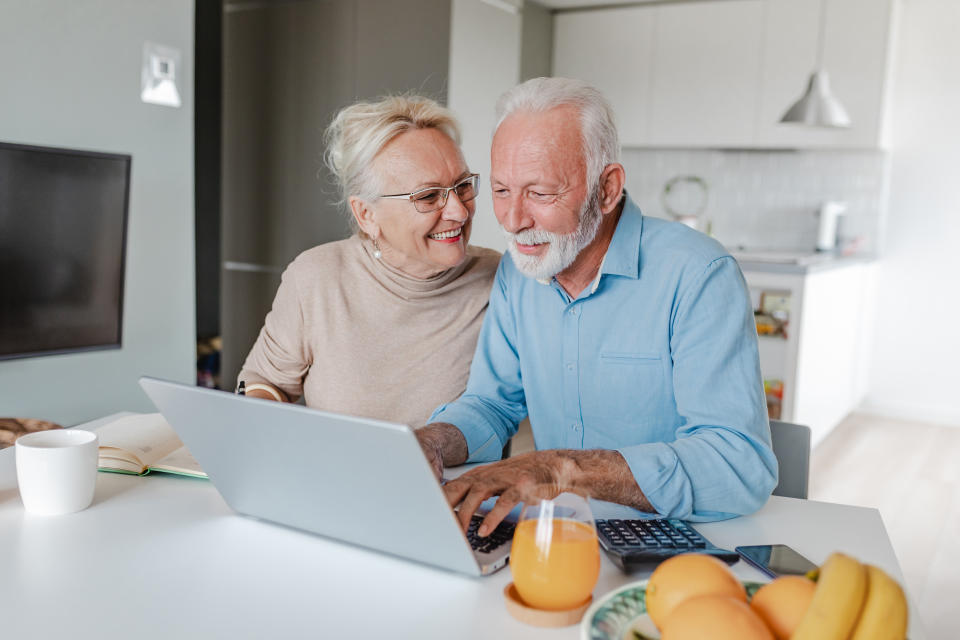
[729,250,876,275]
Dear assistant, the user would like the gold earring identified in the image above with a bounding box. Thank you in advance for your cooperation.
[373,237,382,260]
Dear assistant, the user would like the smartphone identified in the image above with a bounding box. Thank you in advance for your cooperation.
[735,544,818,579]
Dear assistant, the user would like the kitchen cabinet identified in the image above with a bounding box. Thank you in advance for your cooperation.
[755,0,896,148]
[742,259,877,446]
[220,0,452,387]
[553,7,655,146]
[552,0,896,149]
[647,0,763,147]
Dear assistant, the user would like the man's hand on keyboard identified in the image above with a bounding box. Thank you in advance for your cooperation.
[442,451,566,537]
[443,449,657,537]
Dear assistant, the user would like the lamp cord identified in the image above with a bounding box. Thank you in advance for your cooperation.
[815,0,828,71]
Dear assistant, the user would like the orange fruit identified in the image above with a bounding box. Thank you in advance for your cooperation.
[645,553,747,630]
[661,595,774,640]
[749,575,816,640]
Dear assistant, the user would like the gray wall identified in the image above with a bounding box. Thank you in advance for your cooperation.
[220,0,451,388]
[448,0,522,252]
[521,1,554,81]
[0,1,196,425]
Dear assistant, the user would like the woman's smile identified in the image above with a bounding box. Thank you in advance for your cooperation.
[428,226,464,243]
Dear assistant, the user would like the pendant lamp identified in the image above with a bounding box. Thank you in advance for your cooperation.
[780,0,851,128]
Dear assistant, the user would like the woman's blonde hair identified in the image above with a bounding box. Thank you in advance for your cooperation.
[324,95,462,218]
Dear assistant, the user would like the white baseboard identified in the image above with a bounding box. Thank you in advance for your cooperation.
[858,397,960,428]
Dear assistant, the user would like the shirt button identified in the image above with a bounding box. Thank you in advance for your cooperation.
[568,307,578,315]
[566,363,575,371]
[571,423,580,432]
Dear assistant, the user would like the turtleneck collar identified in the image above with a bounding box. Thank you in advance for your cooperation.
[353,234,473,297]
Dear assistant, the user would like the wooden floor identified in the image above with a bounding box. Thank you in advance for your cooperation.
[810,412,960,640]
[514,412,958,638]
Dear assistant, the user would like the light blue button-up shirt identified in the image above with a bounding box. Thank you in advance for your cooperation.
[430,196,777,521]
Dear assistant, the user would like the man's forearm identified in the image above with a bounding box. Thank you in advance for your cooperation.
[418,423,469,467]
[555,449,656,513]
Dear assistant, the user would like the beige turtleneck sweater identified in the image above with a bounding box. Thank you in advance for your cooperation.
[238,234,501,428]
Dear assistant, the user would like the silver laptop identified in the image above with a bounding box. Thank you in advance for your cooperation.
[138,376,511,576]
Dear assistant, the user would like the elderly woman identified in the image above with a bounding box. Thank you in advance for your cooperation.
[237,95,499,427]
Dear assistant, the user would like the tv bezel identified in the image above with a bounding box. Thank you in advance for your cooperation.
[0,141,132,362]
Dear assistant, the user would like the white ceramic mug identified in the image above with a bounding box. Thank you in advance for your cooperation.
[15,429,99,515]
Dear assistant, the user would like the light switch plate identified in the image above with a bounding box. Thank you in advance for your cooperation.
[141,42,181,108]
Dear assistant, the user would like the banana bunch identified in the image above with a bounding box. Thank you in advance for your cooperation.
[792,552,908,640]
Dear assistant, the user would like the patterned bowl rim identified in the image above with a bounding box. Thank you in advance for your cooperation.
[580,579,766,640]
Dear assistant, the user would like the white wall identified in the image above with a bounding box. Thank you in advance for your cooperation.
[448,0,523,251]
[862,0,960,426]
[0,0,196,425]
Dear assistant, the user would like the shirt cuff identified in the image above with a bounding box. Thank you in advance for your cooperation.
[616,442,693,519]
[429,402,503,462]
[616,442,742,522]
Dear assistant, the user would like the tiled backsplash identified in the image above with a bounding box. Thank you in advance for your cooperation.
[620,148,889,255]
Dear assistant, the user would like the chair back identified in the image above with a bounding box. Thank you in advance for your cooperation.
[769,419,811,499]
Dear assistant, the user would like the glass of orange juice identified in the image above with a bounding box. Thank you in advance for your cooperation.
[510,492,601,611]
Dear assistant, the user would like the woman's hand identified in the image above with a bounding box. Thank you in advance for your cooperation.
[243,382,288,402]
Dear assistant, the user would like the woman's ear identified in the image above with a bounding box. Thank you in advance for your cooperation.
[349,196,380,239]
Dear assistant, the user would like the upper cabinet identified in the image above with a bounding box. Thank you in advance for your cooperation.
[647,0,764,147]
[552,0,897,149]
[756,0,897,148]
[553,7,656,146]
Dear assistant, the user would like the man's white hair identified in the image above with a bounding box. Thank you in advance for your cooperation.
[494,77,620,189]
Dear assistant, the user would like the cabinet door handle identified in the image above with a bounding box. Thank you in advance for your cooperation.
[223,261,282,274]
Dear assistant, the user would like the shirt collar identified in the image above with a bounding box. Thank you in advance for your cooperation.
[600,193,643,280]
[534,192,644,287]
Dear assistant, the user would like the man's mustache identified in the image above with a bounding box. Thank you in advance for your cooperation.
[503,229,563,246]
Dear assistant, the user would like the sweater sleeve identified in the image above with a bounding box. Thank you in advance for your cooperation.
[237,263,310,400]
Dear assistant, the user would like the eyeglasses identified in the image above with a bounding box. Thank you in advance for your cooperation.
[379,174,480,214]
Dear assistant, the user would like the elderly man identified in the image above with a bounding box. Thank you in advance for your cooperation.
[417,77,777,537]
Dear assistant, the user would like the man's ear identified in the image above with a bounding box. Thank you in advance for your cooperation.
[349,196,380,238]
[597,164,626,215]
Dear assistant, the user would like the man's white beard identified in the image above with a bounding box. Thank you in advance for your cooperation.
[503,193,604,281]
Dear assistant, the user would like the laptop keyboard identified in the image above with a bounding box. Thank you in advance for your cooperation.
[467,515,515,554]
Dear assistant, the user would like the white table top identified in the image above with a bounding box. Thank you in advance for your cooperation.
[0,416,926,639]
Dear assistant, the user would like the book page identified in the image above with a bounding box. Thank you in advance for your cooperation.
[149,446,207,478]
[95,413,183,472]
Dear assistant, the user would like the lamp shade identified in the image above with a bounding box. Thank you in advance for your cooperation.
[780,70,851,128]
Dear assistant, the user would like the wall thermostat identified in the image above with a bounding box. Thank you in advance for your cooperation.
[141,42,181,108]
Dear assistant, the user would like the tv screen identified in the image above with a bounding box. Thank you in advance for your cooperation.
[0,142,131,361]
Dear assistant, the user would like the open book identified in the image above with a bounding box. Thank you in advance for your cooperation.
[96,413,207,478]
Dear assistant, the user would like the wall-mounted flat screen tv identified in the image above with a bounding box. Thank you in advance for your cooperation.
[0,142,131,361]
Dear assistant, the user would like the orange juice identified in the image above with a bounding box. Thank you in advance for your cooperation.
[510,517,600,610]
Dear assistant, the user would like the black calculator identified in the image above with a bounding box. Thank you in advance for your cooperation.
[595,518,740,571]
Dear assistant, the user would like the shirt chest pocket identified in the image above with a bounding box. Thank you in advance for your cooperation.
[586,352,669,423]
[600,352,661,366]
